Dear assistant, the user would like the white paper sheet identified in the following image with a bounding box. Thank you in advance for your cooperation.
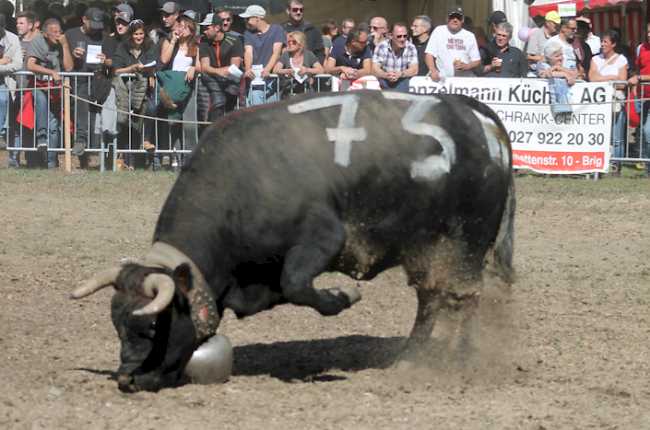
[227,64,243,81]
[251,64,264,86]
[86,45,102,64]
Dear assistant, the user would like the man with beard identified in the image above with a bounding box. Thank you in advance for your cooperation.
[241,5,284,106]
[475,21,526,78]
[371,22,418,91]
[64,8,111,157]
[544,17,585,76]
[199,13,244,121]
[281,0,324,63]
[215,7,243,43]
[410,15,431,76]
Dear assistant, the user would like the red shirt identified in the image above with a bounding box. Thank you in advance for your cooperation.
[636,42,650,96]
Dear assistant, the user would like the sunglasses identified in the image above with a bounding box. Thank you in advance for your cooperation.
[393,34,408,39]
[291,7,303,12]
[370,26,383,31]
[449,14,463,20]
[222,17,232,22]
[130,19,143,26]
[566,26,577,31]
[287,39,298,45]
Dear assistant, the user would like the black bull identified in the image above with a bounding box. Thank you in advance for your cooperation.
[70,91,515,392]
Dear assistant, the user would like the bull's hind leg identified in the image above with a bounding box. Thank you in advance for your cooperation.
[402,237,484,363]
[280,204,361,316]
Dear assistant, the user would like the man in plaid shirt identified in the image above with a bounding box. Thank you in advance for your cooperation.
[371,22,418,92]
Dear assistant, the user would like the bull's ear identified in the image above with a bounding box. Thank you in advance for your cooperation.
[173,263,193,298]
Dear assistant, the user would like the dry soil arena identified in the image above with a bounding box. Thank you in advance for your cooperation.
[1,160,650,430]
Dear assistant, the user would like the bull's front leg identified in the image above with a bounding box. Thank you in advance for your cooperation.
[280,204,361,316]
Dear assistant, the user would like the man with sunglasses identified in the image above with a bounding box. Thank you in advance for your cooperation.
[241,5,284,106]
[215,7,243,44]
[281,0,324,63]
[324,27,371,80]
[543,17,584,75]
[371,22,418,92]
[425,5,480,82]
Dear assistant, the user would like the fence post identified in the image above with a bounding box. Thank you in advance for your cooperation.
[63,77,71,173]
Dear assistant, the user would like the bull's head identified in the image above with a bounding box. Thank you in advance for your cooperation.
[70,243,221,392]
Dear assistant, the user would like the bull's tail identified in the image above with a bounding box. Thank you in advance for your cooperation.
[493,171,516,284]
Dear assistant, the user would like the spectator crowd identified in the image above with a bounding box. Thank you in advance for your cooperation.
[0,1,644,173]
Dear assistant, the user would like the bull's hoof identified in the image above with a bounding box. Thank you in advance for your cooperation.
[330,284,361,306]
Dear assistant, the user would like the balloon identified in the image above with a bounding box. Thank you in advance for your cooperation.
[518,27,531,42]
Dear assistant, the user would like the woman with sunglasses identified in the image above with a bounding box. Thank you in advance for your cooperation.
[273,31,324,98]
[112,19,158,169]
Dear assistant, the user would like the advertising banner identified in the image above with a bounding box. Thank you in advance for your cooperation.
[408,77,613,174]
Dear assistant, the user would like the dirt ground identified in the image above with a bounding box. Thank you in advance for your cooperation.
[2,157,650,430]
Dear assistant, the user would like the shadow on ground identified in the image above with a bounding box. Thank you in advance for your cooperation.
[232,335,406,382]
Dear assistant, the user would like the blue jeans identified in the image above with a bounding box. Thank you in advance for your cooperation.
[638,99,650,170]
[33,88,60,170]
[248,79,279,106]
[379,77,411,92]
[0,84,8,142]
[613,110,626,164]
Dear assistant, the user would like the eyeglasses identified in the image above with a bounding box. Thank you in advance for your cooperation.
[370,26,384,31]
[566,26,577,31]
[411,24,424,28]
[393,34,408,39]
[449,14,463,21]
[291,7,303,12]
[130,19,143,26]
[353,38,368,45]
[287,39,298,45]
[49,29,63,35]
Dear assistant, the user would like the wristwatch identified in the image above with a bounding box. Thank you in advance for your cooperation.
[638,74,643,82]
[401,71,405,79]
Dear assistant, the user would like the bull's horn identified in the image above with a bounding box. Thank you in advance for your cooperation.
[69,267,122,299]
[132,274,175,316]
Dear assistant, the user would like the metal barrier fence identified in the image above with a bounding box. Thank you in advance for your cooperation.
[2,72,646,173]
[610,81,650,174]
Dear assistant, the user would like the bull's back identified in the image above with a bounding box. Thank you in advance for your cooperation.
[156,91,512,273]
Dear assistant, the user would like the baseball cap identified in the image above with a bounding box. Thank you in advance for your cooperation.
[486,11,507,25]
[0,14,5,29]
[183,10,198,21]
[116,11,132,24]
[199,13,223,27]
[112,3,134,16]
[85,8,104,30]
[448,5,464,16]
[50,3,67,17]
[240,5,266,19]
[545,11,561,25]
[159,2,180,14]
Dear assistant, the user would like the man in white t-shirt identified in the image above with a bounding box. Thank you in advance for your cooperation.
[424,5,480,82]
[543,17,581,73]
